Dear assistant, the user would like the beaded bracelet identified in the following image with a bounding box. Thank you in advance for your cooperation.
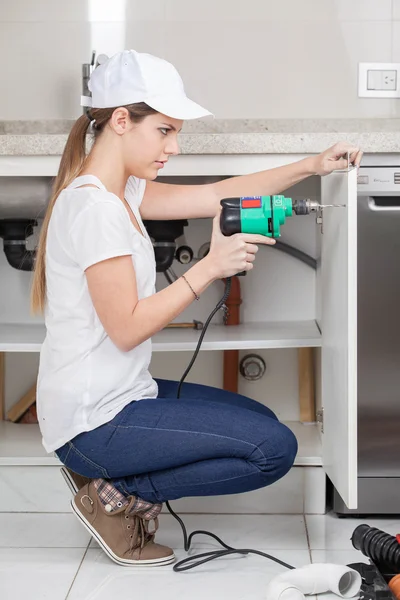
[181,274,200,301]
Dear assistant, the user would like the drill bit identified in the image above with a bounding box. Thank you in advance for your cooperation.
[306,199,345,211]
[293,199,345,214]
[319,203,346,208]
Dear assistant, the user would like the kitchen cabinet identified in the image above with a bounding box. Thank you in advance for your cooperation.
[0,155,358,511]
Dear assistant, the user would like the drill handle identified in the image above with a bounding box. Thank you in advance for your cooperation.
[219,198,246,276]
[220,198,241,236]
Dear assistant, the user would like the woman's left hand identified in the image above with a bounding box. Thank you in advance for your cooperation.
[313,141,363,176]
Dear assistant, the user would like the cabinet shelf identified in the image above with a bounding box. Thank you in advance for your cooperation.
[0,420,322,467]
[0,320,321,353]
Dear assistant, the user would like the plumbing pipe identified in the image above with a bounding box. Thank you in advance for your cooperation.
[0,219,37,271]
[351,524,400,570]
[223,275,241,393]
[273,240,317,270]
[265,563,362,600]
[0,177,51,219]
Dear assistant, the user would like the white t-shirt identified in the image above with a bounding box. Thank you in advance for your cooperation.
[37,174,158,453]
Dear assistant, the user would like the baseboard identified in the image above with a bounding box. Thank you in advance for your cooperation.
[0,465,326,514]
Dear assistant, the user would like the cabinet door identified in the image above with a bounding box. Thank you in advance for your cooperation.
[320,167,358,509]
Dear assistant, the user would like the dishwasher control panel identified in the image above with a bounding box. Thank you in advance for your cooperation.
[357,166,400,195]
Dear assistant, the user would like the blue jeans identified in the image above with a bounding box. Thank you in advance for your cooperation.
[55,379,298,504]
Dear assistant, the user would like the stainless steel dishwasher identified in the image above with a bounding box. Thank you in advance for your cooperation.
[334,166,400,515]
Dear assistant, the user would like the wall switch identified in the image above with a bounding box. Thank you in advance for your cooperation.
[359,63,400,98]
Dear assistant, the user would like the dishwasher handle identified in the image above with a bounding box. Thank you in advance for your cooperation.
[368,196,400,211]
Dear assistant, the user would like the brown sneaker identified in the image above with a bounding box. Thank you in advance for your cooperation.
[71,480,175,566]
[60,466,91,495]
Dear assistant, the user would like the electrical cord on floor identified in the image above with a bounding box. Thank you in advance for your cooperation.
[166,499,295,573]
[165,276,295,573]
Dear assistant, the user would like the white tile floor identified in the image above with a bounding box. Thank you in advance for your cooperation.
[1,510,399,600]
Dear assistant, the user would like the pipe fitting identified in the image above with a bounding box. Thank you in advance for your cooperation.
[143,219,188,273]
[153,241,176,273]
[0,219,37,272]
[176,245,194,265]
[240,354,266,381]
[265,563,362,599]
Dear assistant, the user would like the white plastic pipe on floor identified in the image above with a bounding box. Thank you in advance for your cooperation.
[265,563,362,599]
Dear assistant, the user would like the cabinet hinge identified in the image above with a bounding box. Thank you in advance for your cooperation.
[316,407,324,433]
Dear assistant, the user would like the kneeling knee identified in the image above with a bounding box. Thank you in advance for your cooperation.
[276,425,298,477]
[256,423,298,480]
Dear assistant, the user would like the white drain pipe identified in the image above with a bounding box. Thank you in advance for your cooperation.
[265,563,362,599]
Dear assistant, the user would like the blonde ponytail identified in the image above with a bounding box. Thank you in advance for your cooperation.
[30,115,90,314]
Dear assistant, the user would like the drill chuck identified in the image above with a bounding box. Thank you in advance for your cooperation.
[292,198,319,215]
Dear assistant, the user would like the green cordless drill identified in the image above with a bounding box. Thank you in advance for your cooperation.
[220,195,342,238]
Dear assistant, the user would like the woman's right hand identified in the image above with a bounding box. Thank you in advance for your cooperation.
[204,211,276,280]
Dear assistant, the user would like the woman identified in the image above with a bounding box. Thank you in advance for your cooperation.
[31,50,362,567]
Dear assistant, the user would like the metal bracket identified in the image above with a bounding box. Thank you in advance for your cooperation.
[333,151,358,174]
[316,407,324,433]
[316,212,323,234]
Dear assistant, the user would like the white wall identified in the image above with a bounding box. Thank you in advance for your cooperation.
[0,0,399,120]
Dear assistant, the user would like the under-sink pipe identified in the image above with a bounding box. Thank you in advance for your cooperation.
[273,240,317,270]
[265,563,362,600]
[0,219,37,272]
[223,275,242,393]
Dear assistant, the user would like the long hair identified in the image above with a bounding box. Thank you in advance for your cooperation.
[30,103,158,315]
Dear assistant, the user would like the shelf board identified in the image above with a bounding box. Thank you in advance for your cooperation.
[0,420,322,467]
[0,323,45,352]
[0,320,321,353]
[286,421,323,466]
[153,321,321,351]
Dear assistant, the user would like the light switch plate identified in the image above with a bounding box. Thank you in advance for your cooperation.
[359,62,400,98]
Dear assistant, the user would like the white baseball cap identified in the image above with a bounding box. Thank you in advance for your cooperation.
[81,49,213,120]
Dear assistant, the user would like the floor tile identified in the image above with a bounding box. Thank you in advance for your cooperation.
[8,512,390,600]
[316,592,359,599]
[90,513,308,551]
[0,513,90,547]
[68,548,311,600]
[0,548,85,600]
[311,548,369,565]
[306,512,400,550]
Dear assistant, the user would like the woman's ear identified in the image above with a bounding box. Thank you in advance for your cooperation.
[110,107,131,135]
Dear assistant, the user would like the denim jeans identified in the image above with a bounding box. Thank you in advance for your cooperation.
[55,379,298,504]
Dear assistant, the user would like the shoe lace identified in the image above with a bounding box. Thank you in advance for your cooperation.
[124,502,159,553]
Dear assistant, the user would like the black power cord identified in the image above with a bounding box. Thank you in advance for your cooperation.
[176,276,232,399]
[167,499,295,572]
[165,276,295,573]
